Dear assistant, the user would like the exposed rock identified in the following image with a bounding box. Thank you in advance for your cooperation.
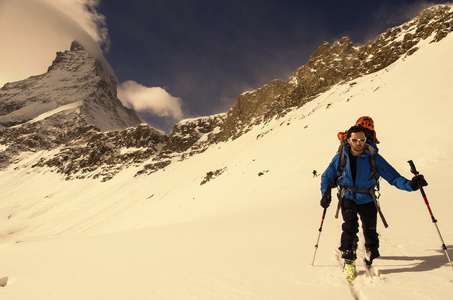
[1,5,452,181]
[211,5,453,142]
[31,124,168,181]
[161,114,226,156]
[200,168,227,185]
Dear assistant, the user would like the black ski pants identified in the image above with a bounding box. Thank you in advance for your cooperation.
[339,198,379,259]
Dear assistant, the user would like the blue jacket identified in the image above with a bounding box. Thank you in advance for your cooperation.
[321,142,414,205]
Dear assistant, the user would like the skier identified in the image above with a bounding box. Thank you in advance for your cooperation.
[320,124,428,281]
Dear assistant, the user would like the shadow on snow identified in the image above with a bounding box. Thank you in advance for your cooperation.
[377,245,453,275]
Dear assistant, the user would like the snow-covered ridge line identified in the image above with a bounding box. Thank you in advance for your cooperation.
[21,101,82,126]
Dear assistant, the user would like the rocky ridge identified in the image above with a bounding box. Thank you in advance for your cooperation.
[212,5,453,142]
[0,5,452,181]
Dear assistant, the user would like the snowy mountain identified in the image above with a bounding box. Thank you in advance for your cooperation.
[0,41,165,178]
[0,4,452,299]
[0,41,143,131]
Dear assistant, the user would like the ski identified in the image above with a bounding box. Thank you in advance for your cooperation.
[343,262,360,300]
[335,251,360,299]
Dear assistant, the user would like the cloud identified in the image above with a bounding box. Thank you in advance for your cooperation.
[118,81,184,121]
[0,0,109,86]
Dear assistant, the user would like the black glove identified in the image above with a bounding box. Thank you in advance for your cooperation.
[320,188,332,208]
[411,174,428,190]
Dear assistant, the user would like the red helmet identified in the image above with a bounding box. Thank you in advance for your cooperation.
[356,116,374,131]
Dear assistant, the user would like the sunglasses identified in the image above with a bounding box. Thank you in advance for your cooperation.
[350,137,367,143]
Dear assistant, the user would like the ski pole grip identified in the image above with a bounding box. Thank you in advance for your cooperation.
[408,160,419,175]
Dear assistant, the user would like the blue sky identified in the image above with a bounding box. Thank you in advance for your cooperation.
[1,0,450,133]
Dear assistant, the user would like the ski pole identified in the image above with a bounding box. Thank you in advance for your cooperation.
[371,192,389,228]
[312,207,327,266]
[408,160,453,270]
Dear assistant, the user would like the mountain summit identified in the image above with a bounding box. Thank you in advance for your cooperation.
[0,41,143,131]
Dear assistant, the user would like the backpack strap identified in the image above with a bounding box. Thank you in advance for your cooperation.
[333,147,348,218]
[369,155,380,192]
[334,147,347,187]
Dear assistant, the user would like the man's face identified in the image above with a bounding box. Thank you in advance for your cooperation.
[348,131,366,156]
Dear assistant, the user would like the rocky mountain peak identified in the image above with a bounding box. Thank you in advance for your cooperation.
[70,40,85,51]
[0,40,156,179]
[207,5,453,142]
[0,40,142,131]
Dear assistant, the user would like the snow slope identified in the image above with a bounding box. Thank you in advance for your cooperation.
[0,30,453,299]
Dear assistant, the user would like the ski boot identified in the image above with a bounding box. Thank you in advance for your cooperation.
[364,248,380,268]
[343,259,357,283]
